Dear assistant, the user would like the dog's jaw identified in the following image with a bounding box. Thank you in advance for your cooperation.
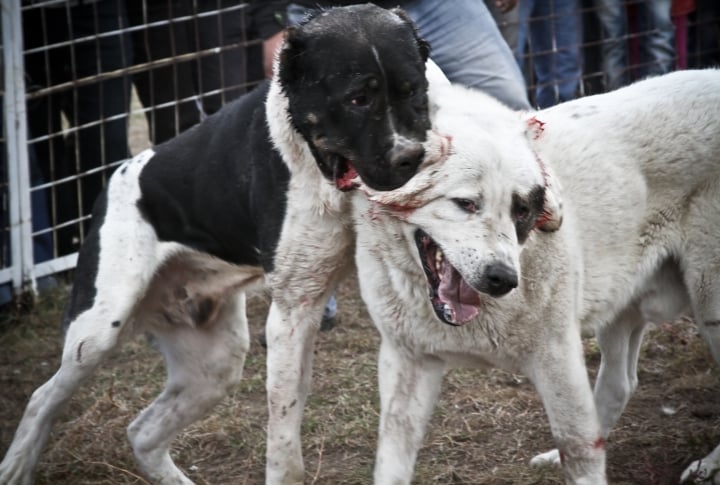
[266,76,347,214]
[333,157,360,191]
[266,75,363,194]
[414,229,482,325]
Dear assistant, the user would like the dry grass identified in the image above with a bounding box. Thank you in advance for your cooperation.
[1,274,720,485]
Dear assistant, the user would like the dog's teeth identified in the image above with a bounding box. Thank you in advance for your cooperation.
[443,304,454,322]
[435,248,443,271]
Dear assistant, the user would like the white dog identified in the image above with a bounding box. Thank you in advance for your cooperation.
[354,69,720,484]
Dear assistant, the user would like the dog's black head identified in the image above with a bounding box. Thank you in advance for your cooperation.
[278,4,431,191]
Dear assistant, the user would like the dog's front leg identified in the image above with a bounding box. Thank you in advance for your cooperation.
[373,340,445,485]
[264,200,354,484]
[264,299,324,484]
[532,304,647,470]
[525,330,606,485]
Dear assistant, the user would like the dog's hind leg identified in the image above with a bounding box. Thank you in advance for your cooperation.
[679,248,720,484]
[594,305,647,436]
[372,340,445,485]
[0,305,134,485]
[127,291,249,485]
[0,205,165,484]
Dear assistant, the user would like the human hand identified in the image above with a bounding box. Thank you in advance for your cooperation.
[494,0,518,13]
[263,31,285,79]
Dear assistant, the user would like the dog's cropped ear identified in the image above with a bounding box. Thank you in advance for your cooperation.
[278,26,306,87]
[536,165,563,232]
[391,7,430,61]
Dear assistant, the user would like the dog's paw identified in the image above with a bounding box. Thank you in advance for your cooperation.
[681,458,720,484]
[529,449,562,468]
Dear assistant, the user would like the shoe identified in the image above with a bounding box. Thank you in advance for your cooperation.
[320,314,337,332]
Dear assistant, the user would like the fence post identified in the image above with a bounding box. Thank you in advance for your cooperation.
[2,0,36,296]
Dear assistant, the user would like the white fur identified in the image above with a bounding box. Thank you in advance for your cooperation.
[354,70,720,484]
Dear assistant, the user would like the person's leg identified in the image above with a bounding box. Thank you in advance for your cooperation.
[23,5,77,256]
[403,0,530,110]
[529,0,582,107]
[321,293,337,331]
[127,0,201,144]
[595,0,630,90]
[194,0,249,114]
[484,0,520,52]
[637,0,675,78]
[61,0,132,250]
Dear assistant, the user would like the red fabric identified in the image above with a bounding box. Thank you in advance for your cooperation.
[671,0,695,17]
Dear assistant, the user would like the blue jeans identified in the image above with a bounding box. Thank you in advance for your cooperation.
[323,294,337,319]
[596,0,674,91]
[516,0,582,108]
[402,0,530,110]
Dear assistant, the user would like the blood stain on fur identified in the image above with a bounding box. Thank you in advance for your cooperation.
[527,116,546,139]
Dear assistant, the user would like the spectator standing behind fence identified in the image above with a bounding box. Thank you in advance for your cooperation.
[485,0,521,52]
[23,0,132,256]
[515,0,583,108]
[250,0,530,336]
[596,0,675,91]
[127,0,252,144]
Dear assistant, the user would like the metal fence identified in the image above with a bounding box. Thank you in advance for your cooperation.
[1,0,719,303]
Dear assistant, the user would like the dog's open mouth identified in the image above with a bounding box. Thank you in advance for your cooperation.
[414,229,482,326]
[332,155,359,191]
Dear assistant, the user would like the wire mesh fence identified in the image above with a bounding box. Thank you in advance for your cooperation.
[1,0,719,303]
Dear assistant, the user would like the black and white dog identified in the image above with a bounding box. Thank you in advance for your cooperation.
[0,5,434,484]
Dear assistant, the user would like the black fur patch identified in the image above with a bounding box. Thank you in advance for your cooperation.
[61,191,108,334]
[513,185,546,244]
[279,4,431,191]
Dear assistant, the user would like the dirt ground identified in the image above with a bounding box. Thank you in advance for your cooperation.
[1,272,719,485]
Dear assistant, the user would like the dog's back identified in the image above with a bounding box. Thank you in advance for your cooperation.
[528,70,720,331]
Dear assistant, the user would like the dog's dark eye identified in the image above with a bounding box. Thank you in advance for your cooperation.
[350,94,371,107]
[452,198,478,214]
[400,81,416,98]
[513,203,530,222]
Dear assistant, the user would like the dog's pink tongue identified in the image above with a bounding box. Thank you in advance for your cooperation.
[335,164,359,191]
[438,264,481,324]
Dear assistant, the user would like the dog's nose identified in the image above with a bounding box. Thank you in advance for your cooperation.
[480,262,518,297]
[386,139,424,172]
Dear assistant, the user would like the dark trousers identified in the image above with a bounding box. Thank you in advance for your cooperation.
[23,0,132,255]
